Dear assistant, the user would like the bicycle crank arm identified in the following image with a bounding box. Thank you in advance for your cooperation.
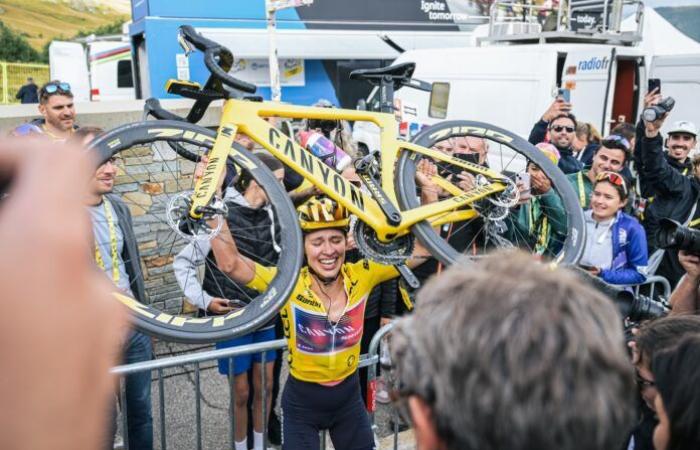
[395,264,420,289]
[357,172,402,226]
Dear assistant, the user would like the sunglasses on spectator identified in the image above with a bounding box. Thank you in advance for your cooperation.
[596,171,628,196]
[551,125,575,133]
[41,82,72,96]
[601,134,631,152]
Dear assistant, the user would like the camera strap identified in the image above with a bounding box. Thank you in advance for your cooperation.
[683,194,700,228]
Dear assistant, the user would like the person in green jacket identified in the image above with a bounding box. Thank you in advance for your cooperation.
[507,143,567,257]
[567,135,630,209]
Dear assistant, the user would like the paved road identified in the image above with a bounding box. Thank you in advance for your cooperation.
[114,340,411,450]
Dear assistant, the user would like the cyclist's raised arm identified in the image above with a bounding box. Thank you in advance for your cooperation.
[209,219,257,285]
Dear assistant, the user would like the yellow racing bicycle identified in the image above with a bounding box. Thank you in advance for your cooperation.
[91,26,584,342]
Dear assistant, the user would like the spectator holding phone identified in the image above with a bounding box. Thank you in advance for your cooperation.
[174,153,285,450]
[506,143,567,257]
[528,95,583,174]
[578,171,648,284]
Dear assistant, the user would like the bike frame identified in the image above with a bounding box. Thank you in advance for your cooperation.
[188,98,509,242]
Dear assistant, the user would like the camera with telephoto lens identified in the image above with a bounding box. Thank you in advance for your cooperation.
[642,96,676,122]
[658,218,700,255]
[570,266,668,321]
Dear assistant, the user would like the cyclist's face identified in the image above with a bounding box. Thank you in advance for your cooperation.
[304,229,346,278]
[591,147,626,176]
[667,133,696,162]
[91,157,118,195]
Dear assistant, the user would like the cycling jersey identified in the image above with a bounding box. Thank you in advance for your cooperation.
[247,260,398,383]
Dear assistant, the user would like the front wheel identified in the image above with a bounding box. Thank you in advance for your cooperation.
[90,120,303,343]
[396,120,585,266]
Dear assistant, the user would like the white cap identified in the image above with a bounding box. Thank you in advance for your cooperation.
[667,120,698,137]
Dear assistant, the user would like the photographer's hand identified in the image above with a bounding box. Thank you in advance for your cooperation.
[644,111,667,139]
[669,250,700,315]
[542,98,572,122]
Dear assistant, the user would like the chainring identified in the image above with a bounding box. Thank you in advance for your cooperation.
[352,220,415,265]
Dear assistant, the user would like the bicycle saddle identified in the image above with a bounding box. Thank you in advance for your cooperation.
[349,62,416,89]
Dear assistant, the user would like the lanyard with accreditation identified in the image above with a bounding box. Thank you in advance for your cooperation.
[94,198,120,283]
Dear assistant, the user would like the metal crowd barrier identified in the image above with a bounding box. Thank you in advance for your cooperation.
[110,324,400,450]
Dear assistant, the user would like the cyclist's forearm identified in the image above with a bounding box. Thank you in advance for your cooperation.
[209,220,256,284]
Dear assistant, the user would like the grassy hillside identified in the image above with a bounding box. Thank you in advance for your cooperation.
[656,6,700,43]
[0,0,128,50]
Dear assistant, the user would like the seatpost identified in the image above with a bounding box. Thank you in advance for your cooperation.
[379,76,395,114]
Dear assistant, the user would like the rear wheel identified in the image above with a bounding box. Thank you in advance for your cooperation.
[396,120,585,266]
[90,120,302,343]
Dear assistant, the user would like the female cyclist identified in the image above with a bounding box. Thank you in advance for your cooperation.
[208,189,433,450]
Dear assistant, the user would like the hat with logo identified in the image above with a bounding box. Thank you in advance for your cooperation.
[667,120,697,138]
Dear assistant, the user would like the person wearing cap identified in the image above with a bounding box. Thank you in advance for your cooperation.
[641,97,700,288]
[566,134,632,209]
[505,142,568,257]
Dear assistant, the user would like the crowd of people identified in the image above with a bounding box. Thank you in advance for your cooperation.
[2,78,700,450]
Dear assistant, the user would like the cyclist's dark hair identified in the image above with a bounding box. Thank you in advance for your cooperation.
[652,334,700,450]
[549,113,577,129]
[635,315,700,368]
[234,153,284,193]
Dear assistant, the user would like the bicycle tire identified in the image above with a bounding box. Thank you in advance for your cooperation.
[90,120,303,343]
[396,120,585,266]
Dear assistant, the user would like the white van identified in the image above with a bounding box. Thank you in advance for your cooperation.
[353,6,700,152]
[49,40,135,102]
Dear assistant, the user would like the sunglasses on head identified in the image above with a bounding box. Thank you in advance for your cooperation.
[601,134,631,152]
[42,82,71,96]
[596,171,628,196]
[551,125,575,133]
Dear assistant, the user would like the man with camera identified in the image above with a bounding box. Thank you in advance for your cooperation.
[640,93,700,288]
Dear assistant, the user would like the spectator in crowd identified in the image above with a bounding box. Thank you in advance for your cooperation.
[15,77,39,104]
[12,80,77,141]
[77,127,154,450]
[578,171,648,285]
[389,251,636,450]
[668,250,700,315]
[528,97,583,174]
[0,138,126,450]
[639,98,700,288]
[626,315,700,450]
[651,335,700,450]
[36,81,77,141]
[572,121,602,166]
[174,153,284,450]
[506,143,567,257]
[567,134,631,209]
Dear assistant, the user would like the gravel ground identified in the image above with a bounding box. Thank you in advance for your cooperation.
[114,339,412,450]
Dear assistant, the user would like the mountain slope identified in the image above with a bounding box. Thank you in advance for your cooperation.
[0,0,127,50]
